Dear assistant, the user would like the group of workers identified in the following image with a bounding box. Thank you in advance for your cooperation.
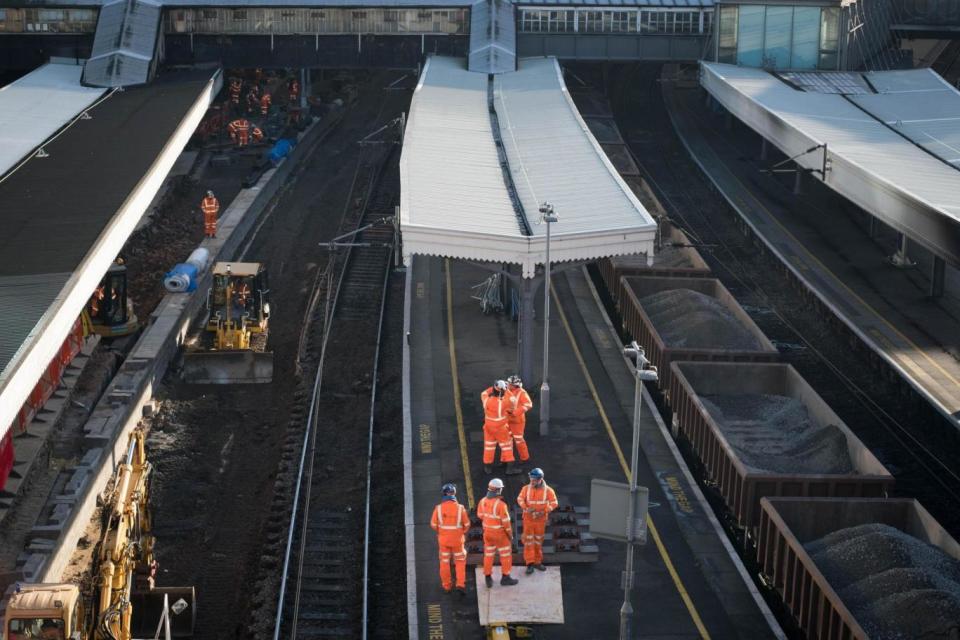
[431,375,559,595]
[226,72,302,150]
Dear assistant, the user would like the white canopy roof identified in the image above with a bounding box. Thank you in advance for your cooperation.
[701,62,960,266]
[400,56,656,278]
[0,62,106,179]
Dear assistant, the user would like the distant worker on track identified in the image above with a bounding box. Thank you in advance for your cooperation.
[481,380,515,475]
[228,118,263,148]
[201,190,220,238]
[430,483,470,597]
[517,467,557,574]
[477,478,518,588]
[288,77,300,104]
[246,85,260,115]
[229,77,242,107]
[260,91,272,116]
[506,375,532,463]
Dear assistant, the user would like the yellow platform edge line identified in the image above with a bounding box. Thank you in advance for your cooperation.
[551,283,712,640]
[445,259,476,509]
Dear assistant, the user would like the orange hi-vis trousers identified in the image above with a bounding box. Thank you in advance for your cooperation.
[438,541,466,590]
[483,528,513,576]
[483,421,514,465]
[508,418,529,462]
[203,211,217,237]
[522,518,547,565]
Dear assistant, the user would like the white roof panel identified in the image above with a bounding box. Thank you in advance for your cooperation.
[495,57,656,236]
[0,63,106,179]
[701,62,960,264]
[400,56,656,277]
[852,69,960,168]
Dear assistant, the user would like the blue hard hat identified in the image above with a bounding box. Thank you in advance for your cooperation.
[441,483,457,496]
[528,468,544,479]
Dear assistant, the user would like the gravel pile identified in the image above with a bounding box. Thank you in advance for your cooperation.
[699,393,853,474]
[806,524,960,639]
[639,288,764,350]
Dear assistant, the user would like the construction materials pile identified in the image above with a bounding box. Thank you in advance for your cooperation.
[698,394,853,474]
[640,289,763,350]
[806,523,960,639]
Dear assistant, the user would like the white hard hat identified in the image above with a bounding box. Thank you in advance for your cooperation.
[494,380,508,391]
[206,190,214,198]
[487,478,504,491]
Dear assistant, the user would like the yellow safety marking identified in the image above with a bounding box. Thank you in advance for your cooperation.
[682,101,960,395]
[445,260,476,509]
[550,284,712,640]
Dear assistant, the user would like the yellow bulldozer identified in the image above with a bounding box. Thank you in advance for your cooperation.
[181,262,273,384]
[4,429,195,639]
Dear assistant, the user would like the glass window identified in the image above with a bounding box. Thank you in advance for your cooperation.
[640,10,671,34]
[718,6,738,63]
[674,11,697,34]
[763,6,792,68]
[791,6,819,69]
[736,5,765,67]
[702,10,713,35]
[819,6,840,69]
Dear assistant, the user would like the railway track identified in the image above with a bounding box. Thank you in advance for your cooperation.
[603,63,960,535]
[273,138,399,639]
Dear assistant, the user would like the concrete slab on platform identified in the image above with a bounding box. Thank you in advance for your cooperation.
[475,567,564,626]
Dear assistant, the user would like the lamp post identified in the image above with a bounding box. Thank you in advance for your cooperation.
[620,341,658,640]
[539,202,558,437]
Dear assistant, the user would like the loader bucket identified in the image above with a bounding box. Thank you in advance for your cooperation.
[130,586,196,638]
[181,350,274,384]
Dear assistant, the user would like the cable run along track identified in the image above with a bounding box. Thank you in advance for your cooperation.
[273,135,400,639]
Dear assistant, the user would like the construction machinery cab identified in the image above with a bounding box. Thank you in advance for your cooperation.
[85,263,138,338]
[6,583,79,639]
[181,262,273,384]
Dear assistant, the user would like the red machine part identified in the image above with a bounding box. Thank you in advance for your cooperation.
[1,316,86,490]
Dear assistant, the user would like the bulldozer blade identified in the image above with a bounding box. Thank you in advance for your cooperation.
[181,350,273,384]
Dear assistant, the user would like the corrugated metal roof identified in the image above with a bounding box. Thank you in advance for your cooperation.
[468,0,517,74]
[850,69,960,169]
[701,62,960,252]
[401,56,521,236]
[83,0,161,87]
[494,57,655,236]
[400,55,656,275]
[516,0,714,6]
[0,274,70,375]
[778,71,872,95]
[0,63,105,179]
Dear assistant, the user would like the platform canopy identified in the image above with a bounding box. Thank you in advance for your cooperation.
[400,55,656,278]
[0,61,106,179]
[701,62,960,266]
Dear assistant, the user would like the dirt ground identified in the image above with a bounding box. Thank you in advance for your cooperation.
[143,71,412,639]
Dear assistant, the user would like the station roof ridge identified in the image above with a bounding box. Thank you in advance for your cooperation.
[400,55,656,278]
[2,0,715,7]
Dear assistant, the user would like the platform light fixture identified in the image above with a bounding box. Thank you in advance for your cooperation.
[620,340,658,640]
[539,202,558,437]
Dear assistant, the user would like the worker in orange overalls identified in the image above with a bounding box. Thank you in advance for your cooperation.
[229,77,242,106]
[245,85,260,115]
[506,375,533,463]
[481,380,515,475]
[200,190,220,238]
[517,467,558,574]
[228,119,263,147]
[477,478,518,589]
[430,483,470,597]
[288,77,300,104]
[259,91,272,116]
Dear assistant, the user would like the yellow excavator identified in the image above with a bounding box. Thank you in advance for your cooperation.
[84,263,139,338]
[4,429,195,639]
[181,262,273,384]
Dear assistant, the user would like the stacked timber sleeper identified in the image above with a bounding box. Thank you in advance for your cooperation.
[605,218,958,639]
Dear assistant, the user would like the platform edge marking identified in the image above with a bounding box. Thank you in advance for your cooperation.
[445,258,476,509]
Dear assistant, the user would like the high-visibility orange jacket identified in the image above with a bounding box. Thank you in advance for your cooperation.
[477,496,511,533]
[507,387,532,424]
[431,499,470,543]
[482,394,509,428]
[288,80,300,102]
[228,119,250,136]
[518,482,558,520]
[260,93,272,115]
[229,79,242,103]
[201,196,220,216]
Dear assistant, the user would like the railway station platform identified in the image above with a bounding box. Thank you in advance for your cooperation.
[0,68,220,458]
[403,255,782,639]
[663,74,960,431]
